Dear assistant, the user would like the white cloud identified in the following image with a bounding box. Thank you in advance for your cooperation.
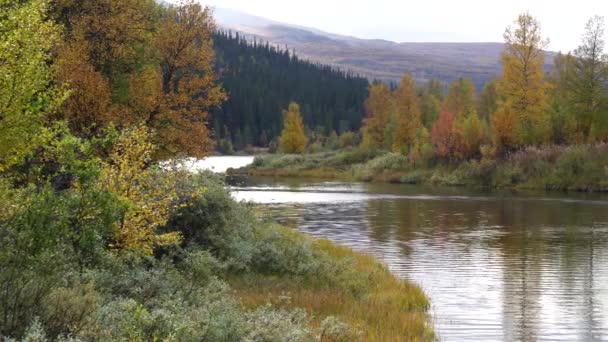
[173,0,608,52]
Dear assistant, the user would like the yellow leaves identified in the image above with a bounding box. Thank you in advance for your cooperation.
[99,125,182,255]
[279,103,309,154]
[362,83,393,150]
[497,13,550,146]
[392,75,422,154]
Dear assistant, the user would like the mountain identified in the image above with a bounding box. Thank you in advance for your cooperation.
[213,7,555,89]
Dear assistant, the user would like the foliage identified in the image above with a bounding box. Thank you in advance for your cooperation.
[0,0,65,170]
[431,111,457,159]
[444,78,477,117]
[212,31,369,148]
[477,79,499,120]
[279,103,309,154]
[497,13,550,145]
[392,74,422,153]
[339,131,358,148]
[152,0,226,158]
[362,82,393,150]
[99,125,182,255]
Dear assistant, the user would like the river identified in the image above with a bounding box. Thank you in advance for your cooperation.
[202,156,608,341]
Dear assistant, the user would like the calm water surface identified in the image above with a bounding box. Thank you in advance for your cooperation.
[200,157,608,341]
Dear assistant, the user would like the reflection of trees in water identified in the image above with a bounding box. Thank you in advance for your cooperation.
[491,200,607,340]
[258,182,608,340]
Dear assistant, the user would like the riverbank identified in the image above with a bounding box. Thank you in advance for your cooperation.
[164,173,433,341]
[232,144,608,192]
[1,169,433,341]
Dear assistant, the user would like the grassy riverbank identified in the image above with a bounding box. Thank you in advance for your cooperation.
[1,170,432,341]
[234,144,608,192]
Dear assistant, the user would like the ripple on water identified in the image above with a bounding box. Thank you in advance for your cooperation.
[234,179,608,341]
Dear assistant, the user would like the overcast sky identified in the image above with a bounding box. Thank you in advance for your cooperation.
[183,0,607,52]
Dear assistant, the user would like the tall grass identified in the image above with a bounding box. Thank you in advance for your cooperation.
[230,239,433,342]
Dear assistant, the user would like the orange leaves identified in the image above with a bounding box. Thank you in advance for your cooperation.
[53,0,226,159]
[431,111,457,159]
[151,0,226,158]
[491,106,520,154]
[54,36,115,136]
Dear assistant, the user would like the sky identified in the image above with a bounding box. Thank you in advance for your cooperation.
[181,0,608,52]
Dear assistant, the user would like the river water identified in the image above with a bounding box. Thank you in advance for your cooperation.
[202,156,608,341]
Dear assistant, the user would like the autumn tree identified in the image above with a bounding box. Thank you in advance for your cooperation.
[279,102,309,154]
[0,0,65,171]
[362,82,393,150]
[547,53,580,144]
[570,16,608,141]
[421,79,444,127]
[392,74,422,153]
[150,0,226,158]
[497,13,550,145]
[99,125,181,255]
[444,78,477,117]
[54,33,117,137]
[478,79,499,121]
[455,113,486,159]
[491,106,520,155]
[431,111,457,159]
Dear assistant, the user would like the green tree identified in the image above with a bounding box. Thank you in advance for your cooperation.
[477,79,499,121]
[0,0,65,171]
[570,16,608,141]
[279,103,309,153]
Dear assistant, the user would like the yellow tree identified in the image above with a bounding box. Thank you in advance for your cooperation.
[444,78,477,117]
[279,102,309,154]
[362,82,393,150]
[392,74,422,153]
[497,13,550,145]
[99,125,182,255]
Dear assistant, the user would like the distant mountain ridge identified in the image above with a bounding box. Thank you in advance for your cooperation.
[213,7,556,89]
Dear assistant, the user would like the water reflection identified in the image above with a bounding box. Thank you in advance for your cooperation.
[233,177,608,341]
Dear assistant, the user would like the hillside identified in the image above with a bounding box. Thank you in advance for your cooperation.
[212,31,369,149]
[214,7,556,89]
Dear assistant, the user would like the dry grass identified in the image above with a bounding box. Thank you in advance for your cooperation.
[229,239,434,341]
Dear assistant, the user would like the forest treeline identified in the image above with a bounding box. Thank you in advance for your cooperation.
[274,14,608,163]
[359,14,608,162]
[212,31,369,151]
[245,14,608,192]
[0,0,432,340]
